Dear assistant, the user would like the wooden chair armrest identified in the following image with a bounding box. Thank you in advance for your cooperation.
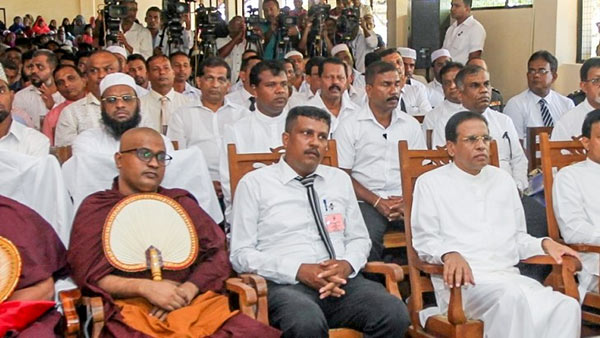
[363,262,404,299]
[82,296,104,338]
[59,289,82,337]
[239,274,270,325]
[417,262,444,275]
[226,275,270,325]
[226,277,258,317]
[521,255,582,271]
[569,243,600,254]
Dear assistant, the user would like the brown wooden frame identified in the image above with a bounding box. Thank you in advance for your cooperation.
[526,126,553,172]
[60,289,104,338]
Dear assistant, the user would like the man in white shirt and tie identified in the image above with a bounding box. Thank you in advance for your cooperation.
[230,106,409,337]
[422,62,464,133]
[442,0,486,65]
[552,57,600,141]
[0,63,49,157]
[224,56,262,111]
[426,48,452,108]
[412,110,581,338]
[168,57,248,199]
[554,109,600,301]
[504,50,574,144]
[334,61,426,262]
[140,55,191,134]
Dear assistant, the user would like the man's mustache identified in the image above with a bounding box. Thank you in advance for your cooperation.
[328,85,342,92]
[386,96,399,102]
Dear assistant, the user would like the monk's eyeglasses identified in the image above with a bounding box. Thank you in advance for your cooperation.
[120,147,172,166]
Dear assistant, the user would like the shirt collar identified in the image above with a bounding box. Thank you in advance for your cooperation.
[449,161,488,181]
[357,102,412,125]
[457,15,475,28]
[150,88,175,101]
[87,92,101,105]
[527,89,553,102]
[277,156,326,185]
[254,107,288,123]
[586,157,600,170]
[5,119,24,141]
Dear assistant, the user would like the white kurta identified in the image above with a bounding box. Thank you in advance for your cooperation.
[55,93,102,147]
[0,120,50,157]
[553,158,600,300]
[551,99,596,141]
[412,162,580,338]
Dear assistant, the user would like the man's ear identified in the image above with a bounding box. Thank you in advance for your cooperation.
[282,131,289,149]
[114,152,122,169]
[446,141,456,158]
[581,137,591,153]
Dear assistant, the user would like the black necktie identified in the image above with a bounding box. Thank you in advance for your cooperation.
[249,97,256,111]
[539,98,553,127]
[400,97,407,113]
[296,175,336,259]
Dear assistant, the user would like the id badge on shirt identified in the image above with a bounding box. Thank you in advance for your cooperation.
[325,213,345,233]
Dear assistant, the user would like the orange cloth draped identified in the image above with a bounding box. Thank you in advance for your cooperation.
[115,291,237,338]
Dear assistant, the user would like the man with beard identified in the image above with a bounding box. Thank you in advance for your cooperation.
[0,63,50,156]
[170,52,202,101]
[126,54,150,91]
[72,73,172,155]
[12,49,65,130]
[304,58,359,135]
[55,50,120,146]
[334,61,425,262]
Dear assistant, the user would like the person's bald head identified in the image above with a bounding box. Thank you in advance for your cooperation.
[115,128,168,195]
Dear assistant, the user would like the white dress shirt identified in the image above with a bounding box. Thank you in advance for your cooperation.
[0,120,50,157]
[140,88,191,134]
[12,85,65,130]
[348,28,378,73]
[403,79,433,116]
[181,82,202,102]
[432,107,528,190]
[167,99,249,180]
[287,90,315,109]
[55,93,101,147]
[216,36,246,83]
[334,104,426,197]
[348,84,367,107]
[230,159,371,284]
[551,99,596,141]
[72,126,175,156]
[426,79,444,108]
[124,22,153,60]
[504,89,574,141]
[305,91,359,135]
[422,99,462,134]
[225,87,254,111]
[353,69,366,90]
[220,108,288,223]
[442,15,486,65]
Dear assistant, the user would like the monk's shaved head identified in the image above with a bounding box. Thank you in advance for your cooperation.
[119,127,164,151]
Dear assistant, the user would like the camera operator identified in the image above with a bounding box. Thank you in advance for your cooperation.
[344,8,377,73]
[216,16,246,83]
[298,4,334,57]
[261,0,300,60]
[149,7,193,56]
[118,0,153,59]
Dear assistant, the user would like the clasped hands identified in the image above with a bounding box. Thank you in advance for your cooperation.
[141,280,199,321]
[374,195,404,222]
[297,260,353,299]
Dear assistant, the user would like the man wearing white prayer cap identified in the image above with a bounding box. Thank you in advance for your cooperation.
[331,43,366,90]
[427,48,453,108]
[284,50,305,91]
[396,47,432,116]
[106,45,129,72]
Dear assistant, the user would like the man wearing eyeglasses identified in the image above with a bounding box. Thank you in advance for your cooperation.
[68,126,280,337]
[504,50,574,145]
[552,57,600,141]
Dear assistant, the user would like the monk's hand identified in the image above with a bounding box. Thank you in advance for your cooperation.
[542,238,581,264]
[317,260,353,299]
[296,263,328,292]
[177,282,199,305]
[442,252,475,288]
[149,306,170,321]
[142,280,189,311]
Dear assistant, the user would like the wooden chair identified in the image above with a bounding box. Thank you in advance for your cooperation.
[60,289,104,338]
[538,133,600,322]
[526,126,553,172]
[227,140,405,337]
[50,146,72,165]
[399,140,582,338]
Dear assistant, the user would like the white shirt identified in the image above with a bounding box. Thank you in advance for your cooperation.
[553,158,600,276]
[403,79,433,116]
[140,88,191,134]
[216,36,246,83]
[412,162,544,273]
[348,84,367,107]
[422,99,462,133]
[55,93,101,147]
[551,99,596,141]
[12,85,65,130]
[442,15,486,65]
[180,82,202,102]
[353,69,366,90]
[504,89,574,141]
[426,79,444,108]
[230,159,371,284]
[0,119,50,157]
[288,90,315,109]
[225,87,254,111]
[72,126,174,156]
[334,104,426,197]
[348,28,378,73]
[154,28,193,55]
[432,107,529,190]
[124,22,153,59]
[167,99,249,180]
[305,91,359,135]
[220,108,288,223]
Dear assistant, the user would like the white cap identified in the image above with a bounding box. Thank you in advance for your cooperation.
[0,63,7,84]
[331,44,350,56]
[105,45,128,59]
[397,47,417,60]
[284,50,303,59]
[99,73,142,97]
[431,48,452,62]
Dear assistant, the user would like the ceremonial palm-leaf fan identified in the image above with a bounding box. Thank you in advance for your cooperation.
[102,193,199,280]
[0,236,22,302]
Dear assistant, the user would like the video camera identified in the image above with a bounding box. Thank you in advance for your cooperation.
[337,6,360,42]
[196,4,228,41]
[307,3,330,34]
[162,0,192,48]
[103,0,129,44]
[277,7,297,31]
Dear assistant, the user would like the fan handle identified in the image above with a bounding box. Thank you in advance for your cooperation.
[145,246,163,281]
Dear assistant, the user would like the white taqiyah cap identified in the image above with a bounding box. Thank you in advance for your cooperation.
[331,44,350,56]
[99,73,142,97]
[284,50,303,59]
[431,48,452,62]
[0,63,7,85]
[105,45,128,59]
[397,47,416,60]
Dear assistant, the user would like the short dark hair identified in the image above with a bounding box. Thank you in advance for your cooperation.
[250,60,285,86]
[580,57,600,82]
[242,49,258,61]
[455,64,486,90]
[146,54,169,68]
[75,50,91,64]
[305,56,326,75]
[1,59,18,72]
[169,51,189,62]
[462,0,473,8]
[365,61,398,85]
[53,63,84,78]
[241,55,263,72]
[285,106,331,133]
[4,47,22,56]
[318,57,348,77]
[127,53,146,64]
[146,6,161,14]
[22,50,35,62]
[364,51,381,69]
[198,56,231,80]
[263,0,280,8]
[439,61,464,80]
[60,53,77,63]
[32,49,59,70]
[582,109,600,138]
[378,48,401,60]
[528,50,558,73]
[445,111,488,143]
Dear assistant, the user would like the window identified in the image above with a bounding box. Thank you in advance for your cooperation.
[578,0,600,61]
[471,0,533,9]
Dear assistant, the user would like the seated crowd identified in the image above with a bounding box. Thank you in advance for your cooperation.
[0,0,599,337]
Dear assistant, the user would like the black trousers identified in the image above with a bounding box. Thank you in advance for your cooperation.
[358,202,405,262]
[266,274,410,338]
